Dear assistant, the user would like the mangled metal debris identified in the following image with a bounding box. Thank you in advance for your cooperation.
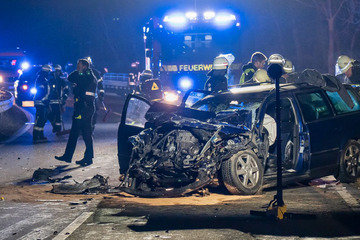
[51,175,109,194]
[32,168,72,183]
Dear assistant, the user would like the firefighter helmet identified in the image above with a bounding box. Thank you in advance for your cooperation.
[283,59,294,73]
[86,57,93,65]
[41,64,52,72]
[54,64,62,71]
[212,56,229,70]
[268,54,285,65]
[141,69,153,77]
[336,55,353,75]
[254,69,270,83]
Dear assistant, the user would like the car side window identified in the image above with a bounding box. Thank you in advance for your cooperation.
[296,92,332,122]
[125,98,151,128]
[326,90,360,115]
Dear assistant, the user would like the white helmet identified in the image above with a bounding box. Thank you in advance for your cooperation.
[268,54,285,65]
[335,55,353,75]
[41,64,52,72]
[283,59,294,73]
[212,56,229,70]
[54,64,62,71]
[254,69,270,83]
[218,53,235,66]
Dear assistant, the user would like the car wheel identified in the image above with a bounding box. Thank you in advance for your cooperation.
[337,140,360,183]
[221,150,264,195]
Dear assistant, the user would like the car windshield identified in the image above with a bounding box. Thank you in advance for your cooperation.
[191,94,264,128]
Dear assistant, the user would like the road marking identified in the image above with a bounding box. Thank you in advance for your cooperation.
[334,186,360,211]
[0,213,53,239]
[53,212,93,240]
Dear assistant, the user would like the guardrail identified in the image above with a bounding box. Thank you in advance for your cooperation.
[0,90,14,113]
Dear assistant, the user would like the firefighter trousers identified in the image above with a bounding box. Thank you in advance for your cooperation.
[33,104,48,139]
[63,108,94,160]
[48,103,62,133]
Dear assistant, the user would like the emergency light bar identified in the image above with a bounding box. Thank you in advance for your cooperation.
[163,11,238,29]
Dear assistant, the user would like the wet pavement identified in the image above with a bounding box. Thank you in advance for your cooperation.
[1,94,360,239]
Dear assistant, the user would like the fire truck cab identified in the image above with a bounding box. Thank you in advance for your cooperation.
[143,10,242,92]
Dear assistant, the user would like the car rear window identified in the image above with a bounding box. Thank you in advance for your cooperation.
[326,90,360,115]
[296,92,332,122]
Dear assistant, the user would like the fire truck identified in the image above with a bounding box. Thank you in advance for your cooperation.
[143,10,242,91]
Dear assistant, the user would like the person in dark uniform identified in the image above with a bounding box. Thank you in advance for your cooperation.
[204,54,234,93]
[136,69,163,101]
[86,57,105,132]
[136,69,153,93]
[33,64,52,142]
[55,59,97,166]
[239,52,267,84]
[48,64,69,133]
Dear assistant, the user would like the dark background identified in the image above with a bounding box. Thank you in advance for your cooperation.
[0,0,359,74]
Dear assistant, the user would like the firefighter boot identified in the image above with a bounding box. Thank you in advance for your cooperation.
[75,158,93,167]
[55,155,72,163]
[33,131,47,143]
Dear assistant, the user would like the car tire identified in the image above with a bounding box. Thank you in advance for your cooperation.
[337,140,360,183]
[221,150,264,195]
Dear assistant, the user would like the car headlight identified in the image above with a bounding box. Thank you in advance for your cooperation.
[0,75,3,83]
[164,91,180,103]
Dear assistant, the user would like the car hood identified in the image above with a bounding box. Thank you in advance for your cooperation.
[145,102,251,136]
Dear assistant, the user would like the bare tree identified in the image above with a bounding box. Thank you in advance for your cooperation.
[297,0,346,72]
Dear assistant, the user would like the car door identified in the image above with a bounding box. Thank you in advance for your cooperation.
[118,94,151,174]
[260,95,302,172]
[295,90,340,174]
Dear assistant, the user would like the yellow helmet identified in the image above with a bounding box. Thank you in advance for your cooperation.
[336,55,353,75]
[283,59,294,73]
[254,69,270,83]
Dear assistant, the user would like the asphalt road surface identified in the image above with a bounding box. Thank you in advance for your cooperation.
[1,93,360,239]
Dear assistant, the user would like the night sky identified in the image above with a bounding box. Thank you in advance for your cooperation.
[1,0,359,73]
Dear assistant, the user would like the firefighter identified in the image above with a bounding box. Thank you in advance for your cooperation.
[282,59,295,83]
[240,52,267,84]
[268,53,287,84]
[48,64,69,133]
[204,54,234,93]
[86,57,104,132]
[33,64,52,142]
[137,69,163,101]
[55,59,97,166]
[136,69,153,93]
[336,55,360,84]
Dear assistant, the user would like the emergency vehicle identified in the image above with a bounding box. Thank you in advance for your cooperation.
[0,50,30,90]
[143,10,242,91]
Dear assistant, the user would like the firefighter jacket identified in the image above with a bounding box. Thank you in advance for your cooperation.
[68,69,97,117]
[34,71,50,106]
[92,68,105,100]
[240,62,257,84]
[140,79,163,101]
[49,72,69,104]
[204,70,228,93]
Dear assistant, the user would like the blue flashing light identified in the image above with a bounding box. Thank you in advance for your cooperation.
[30,87,37,94]
[21,61,30,70]
[214,13,236,25]
[179,77,193,91]
[185,11,197,20]
[204,11,216,20]
[163,13,188,29]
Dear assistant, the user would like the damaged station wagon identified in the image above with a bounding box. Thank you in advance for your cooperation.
[117,76,360,197]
